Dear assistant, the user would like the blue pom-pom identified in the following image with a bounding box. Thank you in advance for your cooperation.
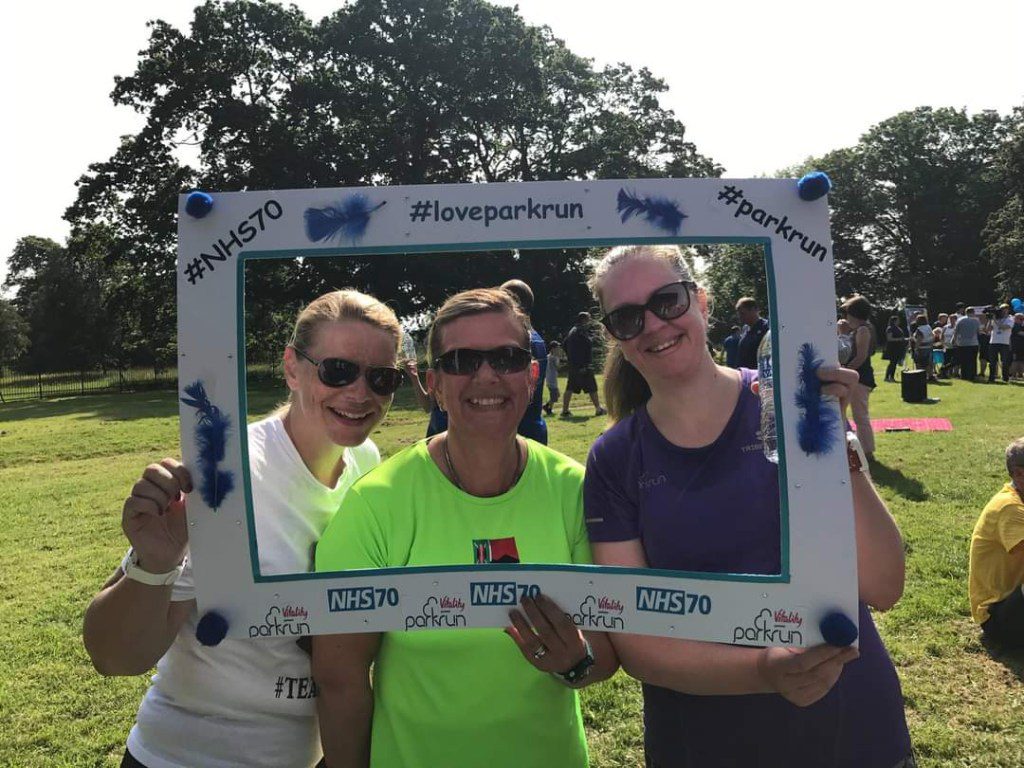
[185,191,214,218]
[797,172,832,201]
[820,611,858,647]
[196,610,229,646]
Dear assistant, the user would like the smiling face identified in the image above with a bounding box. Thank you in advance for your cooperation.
[283,319,397,448]
[426,310,535,439]
[599,256,709,385]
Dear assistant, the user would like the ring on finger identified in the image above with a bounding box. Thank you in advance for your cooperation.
[532,644,548,660]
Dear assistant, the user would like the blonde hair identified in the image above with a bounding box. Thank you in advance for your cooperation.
[427,288,530,365]
[588,245,699,423]
[277,289,401,415]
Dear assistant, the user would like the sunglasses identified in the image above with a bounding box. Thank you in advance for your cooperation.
[433,346,533,376]
[291,346,403,396]
[600,281,697,341]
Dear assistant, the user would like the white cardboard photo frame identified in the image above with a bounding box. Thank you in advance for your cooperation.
[177,178,857,647]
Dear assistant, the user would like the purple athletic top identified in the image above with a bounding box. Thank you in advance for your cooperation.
[584,368,911,767]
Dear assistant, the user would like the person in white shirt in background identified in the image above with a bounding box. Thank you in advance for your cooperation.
[989,304,1015,383]
[83,290,404,768]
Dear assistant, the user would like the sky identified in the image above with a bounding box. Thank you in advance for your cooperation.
[2,0,1022,289]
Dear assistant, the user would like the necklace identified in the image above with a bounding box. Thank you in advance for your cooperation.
[443,435,523,496]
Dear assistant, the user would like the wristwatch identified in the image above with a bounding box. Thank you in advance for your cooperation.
[121,548,185,586]
[846,431,869,474]
[554,639,595,684]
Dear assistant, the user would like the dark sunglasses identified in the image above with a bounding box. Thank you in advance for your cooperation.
[291,346,403,396]
[433,346,533,376]
[600,281,697,341]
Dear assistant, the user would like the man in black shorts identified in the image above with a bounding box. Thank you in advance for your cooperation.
[561,312,606,417]
[969,437,1024,647]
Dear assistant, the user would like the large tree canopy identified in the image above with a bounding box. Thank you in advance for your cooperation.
[982,106,1024,298]
[60,0,718,361]
[814,107,1009,309]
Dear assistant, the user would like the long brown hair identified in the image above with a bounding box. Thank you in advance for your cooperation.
[588,245,698,423]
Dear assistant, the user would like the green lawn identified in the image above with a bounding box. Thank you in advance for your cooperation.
[1,360,1022,766]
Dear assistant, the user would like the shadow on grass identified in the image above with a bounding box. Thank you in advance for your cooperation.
[980,634,1024,683]
[0,382,297,424]
[869,459,929,501]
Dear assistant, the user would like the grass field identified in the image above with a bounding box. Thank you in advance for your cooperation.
[1,358,1022,766]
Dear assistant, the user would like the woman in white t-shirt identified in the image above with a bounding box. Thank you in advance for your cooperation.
[83,290,404,768]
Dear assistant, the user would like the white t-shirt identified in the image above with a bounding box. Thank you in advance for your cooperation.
[126,415,380,768]
[545,350,562,387]
[991,316,1014,345]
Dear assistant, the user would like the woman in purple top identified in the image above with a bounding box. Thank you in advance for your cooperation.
[583,245,913,768]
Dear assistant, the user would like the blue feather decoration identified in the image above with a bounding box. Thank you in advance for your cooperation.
[304,195,387,243]
[794,343,841,455]
[181,380,234,509]
[616,188,687,235]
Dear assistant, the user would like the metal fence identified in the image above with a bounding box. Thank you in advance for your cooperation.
[0,359,284,403]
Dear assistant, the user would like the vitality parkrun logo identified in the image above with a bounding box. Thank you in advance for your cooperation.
[733,608,804,645]
[248,604,311,638]
[569,596,625,630]
[404,595,468,630]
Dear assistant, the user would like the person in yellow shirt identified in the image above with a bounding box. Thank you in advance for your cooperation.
[969,437,1024,646]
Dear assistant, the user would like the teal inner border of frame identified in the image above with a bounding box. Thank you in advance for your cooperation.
[233,236,789,585]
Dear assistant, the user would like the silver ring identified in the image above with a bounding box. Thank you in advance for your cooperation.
[532,645,548,660]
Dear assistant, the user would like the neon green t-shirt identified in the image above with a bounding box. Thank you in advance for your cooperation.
[315,439,591,768]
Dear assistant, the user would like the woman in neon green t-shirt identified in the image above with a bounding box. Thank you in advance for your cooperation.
[313,288,618,768]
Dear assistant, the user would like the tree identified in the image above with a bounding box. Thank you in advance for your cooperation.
[3,237,110,372]
[0,298,28,368]
[66,0,719,341]
[701,244,768,339]
[812,107,1008,309]
[983,106,1024,297]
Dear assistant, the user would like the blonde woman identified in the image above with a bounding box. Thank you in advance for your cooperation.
[84,290,404,768]
[583,245,912,768]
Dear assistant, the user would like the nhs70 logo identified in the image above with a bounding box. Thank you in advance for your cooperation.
[635,586,712,616]
[469,581,540,606]
[327,586,400,612]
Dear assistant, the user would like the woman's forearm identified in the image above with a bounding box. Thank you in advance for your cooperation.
[83,572,188,675]
[613,634,770,695]
[851,470,905,610]
[317,680,373,768]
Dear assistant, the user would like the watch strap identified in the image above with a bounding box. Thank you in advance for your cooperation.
[121,548,185,586]
[554,639,595,684]
[846,431,868,474]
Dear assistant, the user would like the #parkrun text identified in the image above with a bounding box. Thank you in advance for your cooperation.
[408,198,584,226]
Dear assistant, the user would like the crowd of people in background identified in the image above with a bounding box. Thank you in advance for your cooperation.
[883,303,1024,384]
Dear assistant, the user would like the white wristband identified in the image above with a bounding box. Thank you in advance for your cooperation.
[121,548,185,586]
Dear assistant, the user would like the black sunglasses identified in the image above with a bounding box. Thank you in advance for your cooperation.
[291,346,403,396]
[433,346,533,376]
[600,281,698,341]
